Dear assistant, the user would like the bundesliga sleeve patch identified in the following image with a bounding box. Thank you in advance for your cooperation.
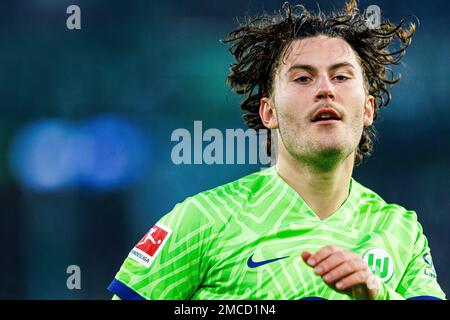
[128,223,172,268]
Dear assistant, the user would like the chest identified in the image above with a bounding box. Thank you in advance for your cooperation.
[195,222,407,299]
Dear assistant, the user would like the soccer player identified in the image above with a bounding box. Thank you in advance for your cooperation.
[108,0,446,300]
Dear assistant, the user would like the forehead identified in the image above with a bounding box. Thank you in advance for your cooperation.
[280,35,362,73]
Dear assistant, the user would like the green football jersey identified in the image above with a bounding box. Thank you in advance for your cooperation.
[108,166,446,300]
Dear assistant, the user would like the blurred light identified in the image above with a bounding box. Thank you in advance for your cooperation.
[76,114,149,190]
[9,115,150,192]
[9,119,78,191]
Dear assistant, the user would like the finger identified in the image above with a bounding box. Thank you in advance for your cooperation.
[307,245,341,267]
[351,284,370,300]
[335,270,370,291]
[313,250,348,276]
[322,259,368,283]
[301,251,312,263]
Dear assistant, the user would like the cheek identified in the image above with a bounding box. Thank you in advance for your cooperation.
[277,90,310,119]
[273,96,299,124]
[349,110,365,138]
[338,79,366,100]
[341,89,366,119]
[349,108,366,142]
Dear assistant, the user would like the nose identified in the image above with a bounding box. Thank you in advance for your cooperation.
[314,76,336,102]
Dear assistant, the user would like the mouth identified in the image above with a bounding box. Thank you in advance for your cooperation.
[311,107,342,124]
[312,119,340,125]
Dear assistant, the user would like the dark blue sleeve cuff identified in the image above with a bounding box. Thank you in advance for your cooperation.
[406,296,442,300]
[107,279,146,300]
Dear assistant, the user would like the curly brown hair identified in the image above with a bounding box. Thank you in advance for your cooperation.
[223,0,416,166]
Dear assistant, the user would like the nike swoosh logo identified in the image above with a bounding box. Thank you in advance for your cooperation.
[247,254,289,268]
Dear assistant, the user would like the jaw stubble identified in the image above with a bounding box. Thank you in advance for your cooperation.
[275,107,363,172]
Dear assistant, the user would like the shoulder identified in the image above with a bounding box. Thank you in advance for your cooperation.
[159,168,274,230]
[351,179,421,232]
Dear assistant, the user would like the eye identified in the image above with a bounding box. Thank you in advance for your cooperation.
[333,75,350,81]
[295,76,312,83]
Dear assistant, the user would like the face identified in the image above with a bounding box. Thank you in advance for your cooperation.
[260,35,374,169]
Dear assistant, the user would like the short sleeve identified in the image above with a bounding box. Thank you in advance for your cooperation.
[395,219,446,300]
[107,197,214,300]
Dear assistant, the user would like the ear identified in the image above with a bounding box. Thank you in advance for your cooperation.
[363,95,375,126]
[259,97,278,129]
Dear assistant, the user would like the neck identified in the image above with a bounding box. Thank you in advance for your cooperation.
[275,146,354,221]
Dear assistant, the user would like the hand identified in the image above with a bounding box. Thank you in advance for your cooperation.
[301,246,379,300]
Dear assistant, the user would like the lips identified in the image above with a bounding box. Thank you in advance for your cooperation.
[311,107,342,122]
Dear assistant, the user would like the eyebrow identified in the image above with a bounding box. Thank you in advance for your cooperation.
[286,62,356,75]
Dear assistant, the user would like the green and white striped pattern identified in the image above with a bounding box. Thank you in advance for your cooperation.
[111,166,446,300]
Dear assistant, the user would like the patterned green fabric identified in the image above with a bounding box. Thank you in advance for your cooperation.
[109,166,446,300]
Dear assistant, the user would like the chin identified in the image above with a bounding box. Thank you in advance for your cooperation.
[315,146,344,159]
[312,142,352,163]
[315,139,346,152]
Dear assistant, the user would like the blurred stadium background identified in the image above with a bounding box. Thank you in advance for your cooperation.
[0,0,448,299]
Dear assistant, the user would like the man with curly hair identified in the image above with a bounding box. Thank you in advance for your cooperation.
[108,0,446,300]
